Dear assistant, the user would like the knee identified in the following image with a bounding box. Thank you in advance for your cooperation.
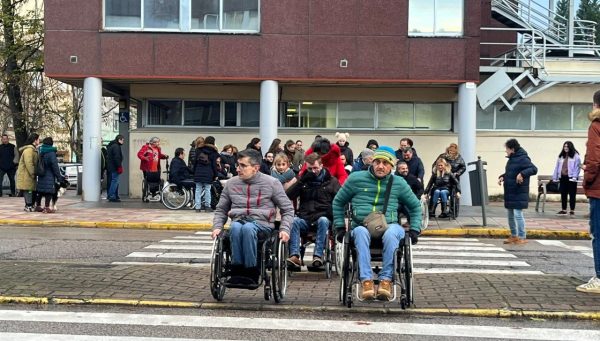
[242,222,257,236]
[317,216,329,226]
[352,226,370,243]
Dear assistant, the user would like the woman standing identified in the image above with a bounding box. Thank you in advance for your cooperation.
[432,143,466,178]
[498,139,538,245]
[552,141,581,215]
[16,133,40,211]
[267,138,283,156]
[36,137,65,213]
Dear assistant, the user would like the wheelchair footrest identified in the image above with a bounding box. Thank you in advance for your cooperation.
[306,265,325,272]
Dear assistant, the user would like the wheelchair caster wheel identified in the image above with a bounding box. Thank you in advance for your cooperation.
[400,296,408,310]
[264,285,271,301]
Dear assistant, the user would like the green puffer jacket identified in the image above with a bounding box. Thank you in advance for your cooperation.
[332,170,422,233]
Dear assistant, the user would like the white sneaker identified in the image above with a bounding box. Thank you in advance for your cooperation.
[576,277,600,294]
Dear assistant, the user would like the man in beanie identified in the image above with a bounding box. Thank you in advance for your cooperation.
[332,146,421,301]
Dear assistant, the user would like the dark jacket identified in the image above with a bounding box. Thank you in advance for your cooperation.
[260,159,272,175]
[395,147,418,160]
[501,148,538,209]
[220,151,237,176]
[404,155,425,181]
[286,169,341,224]
[433,153,467,177]
[36,144,64,194]
[338,142,354,167]
[106,140,123,173]
[396,171,424,197]
[0,142,18,171]
[584,109,600,198]
[193,144,219,183]
[425,172,461,194]
[170,157,192,184]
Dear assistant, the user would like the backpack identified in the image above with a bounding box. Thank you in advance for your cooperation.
[197,150,209,165]
[35,154,46,177]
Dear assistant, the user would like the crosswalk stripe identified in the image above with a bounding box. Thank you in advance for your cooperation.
[0,333,238,341]
[413,245,507,251]
[414,268,545,275]
[159,239,213,244]
[144,244,213,250]
[111,262,207,267]
[416,241,495,246]
[413,258,530,267]
[0,310,596,340]
[194,232,212,235]
[173,236,208,239]
[126,252,211,259]
[536,240,594,258]
[413,251,517,258]
[419,237,479,242]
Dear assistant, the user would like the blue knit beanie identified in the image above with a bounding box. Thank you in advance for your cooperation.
[373,146,397,165]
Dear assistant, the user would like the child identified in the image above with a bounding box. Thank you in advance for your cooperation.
[271,153,297,191]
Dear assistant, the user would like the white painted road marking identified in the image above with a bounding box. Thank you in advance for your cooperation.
[414,251,517,258]
[536,240,593,258]
[413,258,530,267]
[159,239,213,244]
[413,245,507,251]
[125,252,211,259]
[0,310,595,340]
[0,333,236,341]
[144,244,213,250]
[414,268,545,274]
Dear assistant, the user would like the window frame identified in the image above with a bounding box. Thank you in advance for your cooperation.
[408,0,464,37]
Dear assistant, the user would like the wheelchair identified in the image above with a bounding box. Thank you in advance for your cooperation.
[426,186,460,220]
[397,196,429,232]
[161,179,223,210]
[339,227,414,309]
[296,221,335,279]
[210,227,289,303]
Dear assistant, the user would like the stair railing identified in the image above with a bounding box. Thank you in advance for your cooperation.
[481,27,547,70]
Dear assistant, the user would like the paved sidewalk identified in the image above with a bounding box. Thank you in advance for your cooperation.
[0,261,599,318]
[0,193,591,237]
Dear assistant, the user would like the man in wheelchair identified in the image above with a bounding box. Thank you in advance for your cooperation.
[211,148,294,284]
[286,153,341,271]
[169,148,194,190]
[332,146,422,301]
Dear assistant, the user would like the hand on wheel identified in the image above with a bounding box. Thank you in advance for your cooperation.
[279,231,290,242]
[408,230,419,245]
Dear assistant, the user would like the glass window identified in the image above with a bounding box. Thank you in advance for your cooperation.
[574,104,591,130]
[415,103,452,130]
[224,102,238,126]
[281,102,299,128]
[105,0,141,28]
[337,102,375,128]
[300,102,336,128]
[535,104,571,130]
[240,102,260,127]
[184,101,220,126]
[495,105,531,130]
[378,103,414,128]
[222,0,260,31]
[408,0,463,36]
[476,104,494,129]
[144,0,180,29]
[147,100,182,125]
[191,0,219,30]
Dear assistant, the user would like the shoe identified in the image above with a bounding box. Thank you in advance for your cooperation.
[286,255,301,271]
[195,209,202,213]
[311,257,323,268]
[42,207,56,214]
[570,211,575,216]
[557,210,567,215]
[514,238,528,245]
[205,208,214,213]
[34,206,44,212]
[108,198,121,202]
[576,277,600,294]
[503,236,519,244]
[377,280,393,301]
[23,206,34,212]
[438,212,448,218]
[361,280,375,300]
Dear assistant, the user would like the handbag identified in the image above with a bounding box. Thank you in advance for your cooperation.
[363,176,394,239]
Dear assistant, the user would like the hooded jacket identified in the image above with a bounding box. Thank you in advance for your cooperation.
[501,147,538,209]
[299,143,348,185]
[16,145,38,191]
[193,144,219,183]
[36,144,64,194]
[584,108,600,198]
[286,168,341,224]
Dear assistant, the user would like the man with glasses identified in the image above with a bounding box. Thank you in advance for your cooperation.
[286,153,341,271]
[212,148,294,283]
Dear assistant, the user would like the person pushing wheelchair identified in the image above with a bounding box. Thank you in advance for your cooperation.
[332,146,422,301]
[211,148,294,283]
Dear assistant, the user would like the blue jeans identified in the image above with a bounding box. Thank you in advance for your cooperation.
[229,220,271,268]
[589,198,600,277]
[352,223,405,282]
[432,188,449,205]
[289,217,329,258]
[507,208,526,239]
[195,182,211,209]
[108,171,119,200]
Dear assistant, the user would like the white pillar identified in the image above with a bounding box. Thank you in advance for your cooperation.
[458,82,477,206]
[568,0,575,58]
[259,80,279,156]
[82,77,102,201]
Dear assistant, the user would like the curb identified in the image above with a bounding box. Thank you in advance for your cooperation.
[1,295,599,320]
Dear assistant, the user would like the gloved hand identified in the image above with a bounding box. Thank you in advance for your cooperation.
[408,230,419,245]
[335,229,346,243]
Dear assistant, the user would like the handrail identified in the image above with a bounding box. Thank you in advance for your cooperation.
[481,27,547,70]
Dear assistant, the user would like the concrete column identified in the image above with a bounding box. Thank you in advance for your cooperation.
[82,77,102,201]
[118,96,130,196]
[568,0,575,58]
[259,80,279,156]
[458,82,477,206]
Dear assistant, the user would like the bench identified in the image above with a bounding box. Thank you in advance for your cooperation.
[535,175,585,212]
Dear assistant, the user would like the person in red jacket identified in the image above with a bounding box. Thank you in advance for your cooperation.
[299,138,348,185]
[137,137,169,199]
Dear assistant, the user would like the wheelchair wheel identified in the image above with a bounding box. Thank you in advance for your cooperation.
[271,239,288,303]
[161,183,189,210]
[335,237,344,277]
[400,234,414,309]
[452,195,460,218]
[142,179,149,202]
[340,233,354,307]
[420,197,429,231]
[209,237,226,301]
[324,232,332,279]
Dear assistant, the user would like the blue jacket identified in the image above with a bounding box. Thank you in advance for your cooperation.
[193,144,219,183]
[36,144,64,194]
[501,148,538,209]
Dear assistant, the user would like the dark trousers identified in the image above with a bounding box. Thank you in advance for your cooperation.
[560,175,577,211]
[0,168,16,196]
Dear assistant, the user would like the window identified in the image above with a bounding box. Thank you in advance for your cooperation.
[573,104,591,130]
[408,0,463,36]
[148,100,182,125]
[476,104,494,130]
[415,103,452,130]
[535,104,571,130]
[281,102,299,128]
[378,103,413,129]
[496,105,532,130]
[300,102,336,128]
[478,103,588,131]
[104,0,260,32]
[239,102,260,127]
[337,102,375,128]
[184,101,220,126]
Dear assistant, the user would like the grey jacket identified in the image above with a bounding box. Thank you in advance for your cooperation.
[212,171,294,234]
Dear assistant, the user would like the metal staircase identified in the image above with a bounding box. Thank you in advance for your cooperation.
[478,0,600,111]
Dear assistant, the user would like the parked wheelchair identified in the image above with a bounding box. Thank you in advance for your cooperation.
[426,186,460,220]
[339,229,414,309]
[142,159,169,203]
[210,228,289,303]
[161,179,223,210]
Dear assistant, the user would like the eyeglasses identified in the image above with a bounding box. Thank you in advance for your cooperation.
[237,163,251,169]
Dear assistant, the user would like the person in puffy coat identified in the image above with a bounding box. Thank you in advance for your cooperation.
[16,133,40,211]
[498,138,537,245]
[425,158,460,218]
[36,137,65,213]
[193,136,219,212]
[335,132,353,168]
[299,138,348,185]
[551,141,581,215]
[432,143,466,179]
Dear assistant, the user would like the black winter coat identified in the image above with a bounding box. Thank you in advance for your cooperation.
[405,156,425,181]
[286,169,341,224]
[396,171,424,197]
[338,142,354,167]
[432,153,467,177]
[193,145,219,183]
[501,148,538,209]
[106,141,123,173]
[37,146,64,194]
[0,143,17,171]
[170,157,192,184]
[425,172,461,194]
[220,152,237,176]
